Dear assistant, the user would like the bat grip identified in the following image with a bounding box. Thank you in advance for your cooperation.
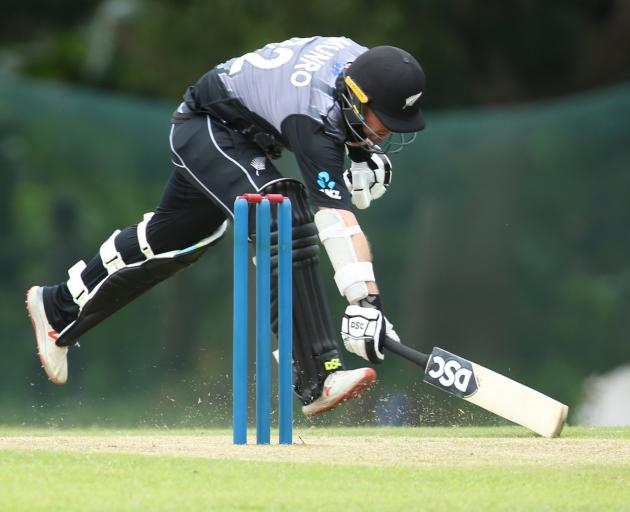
[383,338,429,369]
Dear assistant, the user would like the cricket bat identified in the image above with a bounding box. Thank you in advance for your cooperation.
[383,339,569,438]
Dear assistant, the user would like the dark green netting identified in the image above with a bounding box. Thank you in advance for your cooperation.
[1,73,629,426]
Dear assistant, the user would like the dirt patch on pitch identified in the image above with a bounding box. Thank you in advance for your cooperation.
[1,433,629,467]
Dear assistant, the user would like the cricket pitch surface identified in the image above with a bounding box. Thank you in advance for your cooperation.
[1,426,629,467]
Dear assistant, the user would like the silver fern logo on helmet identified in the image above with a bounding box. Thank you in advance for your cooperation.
[404,92,422,110]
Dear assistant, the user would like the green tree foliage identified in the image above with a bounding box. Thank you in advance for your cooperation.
[2,0,629,106]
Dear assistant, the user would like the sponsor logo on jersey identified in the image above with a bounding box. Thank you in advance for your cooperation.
[332,61,348,77]
[423,347,478,398]
[317,171,341,200]
[250,157,266,176]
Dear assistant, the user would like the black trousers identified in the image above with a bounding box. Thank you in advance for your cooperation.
[45,110,284,330]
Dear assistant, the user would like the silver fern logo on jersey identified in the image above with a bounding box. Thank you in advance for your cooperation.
[250,157,266,176]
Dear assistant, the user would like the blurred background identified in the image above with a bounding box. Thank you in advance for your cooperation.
[1,0,629,428]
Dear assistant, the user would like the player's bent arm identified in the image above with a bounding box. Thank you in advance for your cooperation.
[314,206,400,364]
[314,207,378,302]
[324,207,379,295]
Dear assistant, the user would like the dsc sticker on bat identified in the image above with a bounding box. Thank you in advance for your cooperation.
[423,347,479,398]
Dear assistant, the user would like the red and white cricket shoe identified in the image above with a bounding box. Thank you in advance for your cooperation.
[26,286,68,385]
[302,367,377,417]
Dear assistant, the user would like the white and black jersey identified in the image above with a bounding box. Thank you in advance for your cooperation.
[177,36,370,212]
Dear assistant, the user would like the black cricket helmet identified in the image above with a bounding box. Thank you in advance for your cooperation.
[341,45,426,154]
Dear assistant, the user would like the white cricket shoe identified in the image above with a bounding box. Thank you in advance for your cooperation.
[26,286,68,385]
[302,367,377,417]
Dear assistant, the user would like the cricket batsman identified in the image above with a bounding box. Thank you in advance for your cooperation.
[26,36,426,416]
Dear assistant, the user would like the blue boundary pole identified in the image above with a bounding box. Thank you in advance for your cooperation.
[256,199,271,444]
[233,198,249,445]
[278,199,293,445]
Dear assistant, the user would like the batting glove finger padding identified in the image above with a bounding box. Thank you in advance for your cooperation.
[367,153,392,200]
[343,153,393,209]
[343,167,372,209]
[341,304,385,364]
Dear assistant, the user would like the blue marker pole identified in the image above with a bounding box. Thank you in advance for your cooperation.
[278,199,293,445]
[233,197,249,445]
[255,199,271,444]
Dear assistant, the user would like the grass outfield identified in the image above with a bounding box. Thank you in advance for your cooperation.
[1,426,629,511]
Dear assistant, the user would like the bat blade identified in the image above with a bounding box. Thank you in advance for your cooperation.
[465,361,568,437]
[422,347,569,438]
[384,340,569,438]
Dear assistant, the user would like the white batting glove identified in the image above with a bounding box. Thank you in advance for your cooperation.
[341,304,386,364]
[343,153,392,209]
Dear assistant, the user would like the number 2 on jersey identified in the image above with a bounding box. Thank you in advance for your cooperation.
[229,47,293,75]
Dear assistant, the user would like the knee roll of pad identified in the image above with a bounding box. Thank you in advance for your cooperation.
[57,217,227,346]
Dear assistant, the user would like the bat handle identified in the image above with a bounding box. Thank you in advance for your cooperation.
[383,338,429,369]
